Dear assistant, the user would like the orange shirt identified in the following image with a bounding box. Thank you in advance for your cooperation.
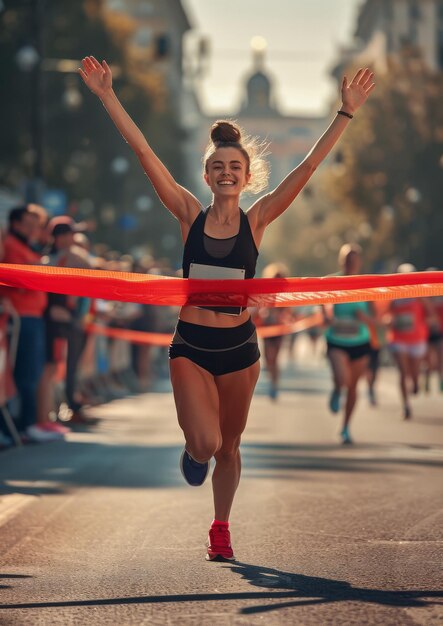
[0,233,47,316]
[389,298,428,344]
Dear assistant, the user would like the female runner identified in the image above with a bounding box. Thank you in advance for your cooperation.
[79,56,374,561]
[323,244,374,444]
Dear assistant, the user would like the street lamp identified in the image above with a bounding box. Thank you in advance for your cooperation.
[15,45,39,72]
[62,76,83,111]
[110,156,130,176]
[405,187,421,204]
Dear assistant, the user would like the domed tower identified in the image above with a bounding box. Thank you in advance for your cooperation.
[240,37,280,117]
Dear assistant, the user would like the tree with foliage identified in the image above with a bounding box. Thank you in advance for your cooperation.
[0,0,188,261]
[323,49,443,270]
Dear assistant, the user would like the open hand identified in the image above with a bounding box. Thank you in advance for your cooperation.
[78,56,112,98]
[341,68,375,114]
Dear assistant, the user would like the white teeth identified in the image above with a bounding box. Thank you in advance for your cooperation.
[218,181,234,185]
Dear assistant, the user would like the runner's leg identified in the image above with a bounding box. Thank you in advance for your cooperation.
[392,351,410,416]
[343,355,369,428]
[170,357,221,463]
[327,348,350,392]
[212,360,260,521]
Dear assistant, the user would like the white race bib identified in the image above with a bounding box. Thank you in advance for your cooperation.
[189,263,245,316]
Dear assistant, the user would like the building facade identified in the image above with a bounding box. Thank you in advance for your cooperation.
[106,0,204,195]
[333,0,443,80]
[198,43,326,203]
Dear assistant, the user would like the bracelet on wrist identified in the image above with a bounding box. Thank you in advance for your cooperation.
[337,110,353,119]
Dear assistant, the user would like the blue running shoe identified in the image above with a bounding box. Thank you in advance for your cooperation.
[180,449,210,487]
[340,427,353,445]
[329,389,341,414]
[269,383,278,401]
[368,387,377,407]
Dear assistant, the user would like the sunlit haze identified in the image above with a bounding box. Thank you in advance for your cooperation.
[183,0,362,116]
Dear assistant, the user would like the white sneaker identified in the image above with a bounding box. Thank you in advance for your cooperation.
[26,425,64,443]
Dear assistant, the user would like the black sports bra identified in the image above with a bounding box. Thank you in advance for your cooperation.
[182,207,258,279]
[203,233,236,258]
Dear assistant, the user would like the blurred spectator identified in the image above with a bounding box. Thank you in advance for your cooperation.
[73,232,92,253]
[27,203,51,253]
[0,219,189,449]
[37,217,93,434]
[65,231,95,422]
[0,206,49,442]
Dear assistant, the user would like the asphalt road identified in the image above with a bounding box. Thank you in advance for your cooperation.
[0,348,442,625]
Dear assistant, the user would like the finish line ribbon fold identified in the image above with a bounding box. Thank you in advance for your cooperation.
[0,264,442,308]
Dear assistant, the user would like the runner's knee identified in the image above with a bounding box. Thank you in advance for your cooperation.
[186,434,221,463]
[214,436,241,462]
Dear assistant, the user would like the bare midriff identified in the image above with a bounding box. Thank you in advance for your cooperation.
[178,305,251,328]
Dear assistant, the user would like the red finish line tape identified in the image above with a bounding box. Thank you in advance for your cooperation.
[0,264,442,307]
[86,312,324,346]
[255,312,324,338]
[87,323,172,346]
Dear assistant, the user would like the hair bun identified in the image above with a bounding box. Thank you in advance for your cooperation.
[210,120,241,144]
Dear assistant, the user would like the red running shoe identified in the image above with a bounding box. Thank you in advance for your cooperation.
[206,524,235,561]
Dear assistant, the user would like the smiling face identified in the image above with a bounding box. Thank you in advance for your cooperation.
[204,147,251,196]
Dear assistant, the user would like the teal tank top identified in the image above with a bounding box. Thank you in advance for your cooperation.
[325,301,370,346]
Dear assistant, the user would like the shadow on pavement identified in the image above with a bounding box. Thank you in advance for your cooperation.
[0,442,185,496]
[0,564,441,613]
[241,442,443,478]
[226,561,443,614]
[0,574,33,591]
[1,439,442,498]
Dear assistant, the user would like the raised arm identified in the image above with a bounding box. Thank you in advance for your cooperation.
[78,56,200,224]
[251,68,375,228]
